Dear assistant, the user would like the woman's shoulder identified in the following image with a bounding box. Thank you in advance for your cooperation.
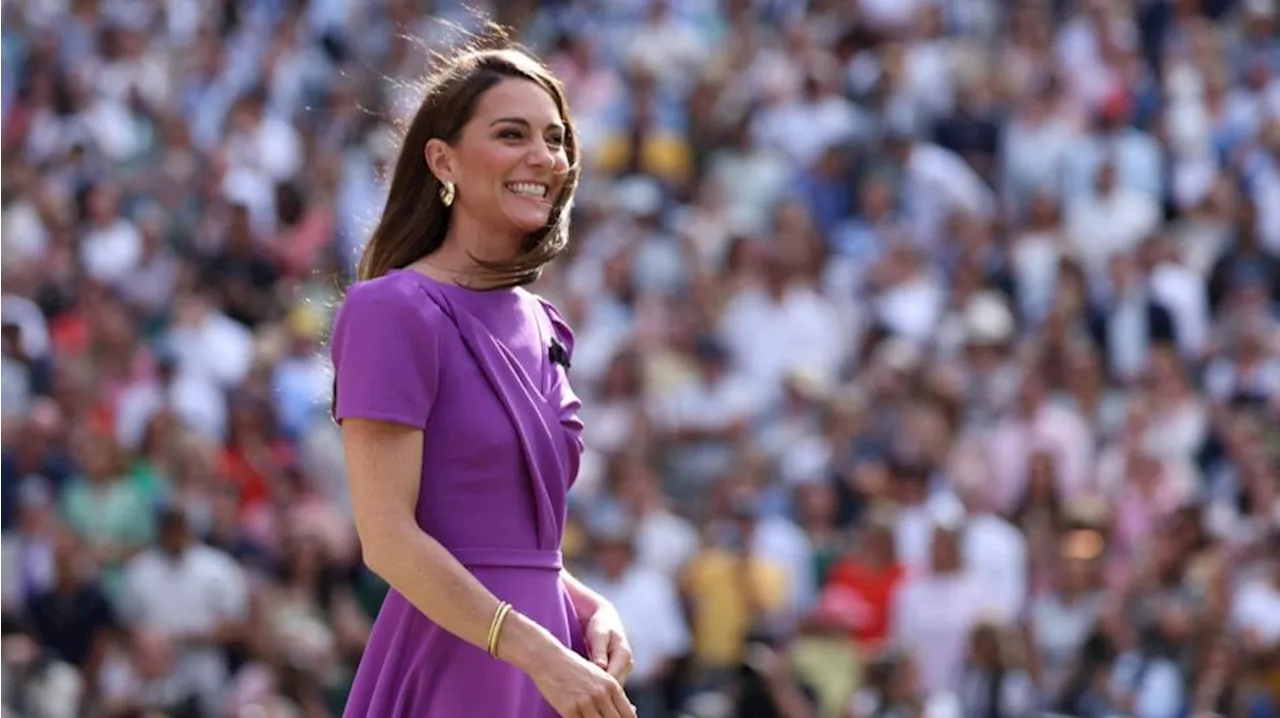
[517,289,575,346]
[515,287,565,317]
[336,272,447,331]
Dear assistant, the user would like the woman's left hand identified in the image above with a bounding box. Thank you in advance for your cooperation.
[583,605,634,685]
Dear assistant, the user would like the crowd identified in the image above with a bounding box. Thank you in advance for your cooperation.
[3,0,1280,716]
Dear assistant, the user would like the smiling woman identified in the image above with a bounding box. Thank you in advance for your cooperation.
[331,27,636,718]
[357,36,580,289]
[422,81,570,258]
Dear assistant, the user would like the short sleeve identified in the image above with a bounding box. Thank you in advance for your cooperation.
[330,279,442,428]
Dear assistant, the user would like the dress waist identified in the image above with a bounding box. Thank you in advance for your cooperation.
[450,547,564,571]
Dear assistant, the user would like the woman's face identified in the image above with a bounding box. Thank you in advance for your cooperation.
[431,79,571,241]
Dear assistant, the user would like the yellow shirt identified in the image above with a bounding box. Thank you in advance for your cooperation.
[682,547,789,669]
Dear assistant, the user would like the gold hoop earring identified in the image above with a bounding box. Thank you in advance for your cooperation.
[440,181,455,207]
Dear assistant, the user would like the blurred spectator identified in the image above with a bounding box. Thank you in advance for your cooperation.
[890,521,988,696]
[808,506,906,654]
[681,481,790,688]
[577,515,689,718]
[1024,527,1109,701]
[1,478,64,615]
[26,532,116,673]
[114,506,249,717]
[957,622,1036,717]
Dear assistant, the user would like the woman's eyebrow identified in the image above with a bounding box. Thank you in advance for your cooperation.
[489,117,565,132]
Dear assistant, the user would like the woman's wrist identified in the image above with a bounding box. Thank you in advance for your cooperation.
[561,570,606,626]
[494,609,565,675]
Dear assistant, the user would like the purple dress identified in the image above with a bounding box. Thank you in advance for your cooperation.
[330,269,587,716]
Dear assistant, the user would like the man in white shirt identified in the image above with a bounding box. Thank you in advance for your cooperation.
[660,336,764,496]
[80,182,143,286]
[1066,159,1161,291]
[114,351,227,451]
[891,523,990,695]
[164,290,255,390]
[117,507,249,718]
[582,519,690,718]
[889,127,997,252]
[948,448,1028,625]
[612,457,701,581]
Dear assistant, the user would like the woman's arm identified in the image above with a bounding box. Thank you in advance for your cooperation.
[342,418,558,671]
[561,568,634,682]
[561,569,606,625]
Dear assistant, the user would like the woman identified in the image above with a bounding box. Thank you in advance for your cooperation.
[809,510,905,654]
[1009,450,1065,597]
[330,40,635,717]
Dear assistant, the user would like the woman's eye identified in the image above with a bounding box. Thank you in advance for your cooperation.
[547,135,565,148]
[498,129,524,140]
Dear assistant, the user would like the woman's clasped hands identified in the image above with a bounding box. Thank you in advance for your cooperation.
[528,645,636,718]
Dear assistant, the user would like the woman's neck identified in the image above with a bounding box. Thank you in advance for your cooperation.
[441,212,523,264]
[416,238,520,290]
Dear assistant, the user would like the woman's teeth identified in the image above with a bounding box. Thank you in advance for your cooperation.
[507,182,547,198]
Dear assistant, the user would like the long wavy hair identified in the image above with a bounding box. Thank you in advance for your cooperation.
[358,32,580,287]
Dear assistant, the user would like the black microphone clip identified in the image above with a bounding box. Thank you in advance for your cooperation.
[549,337,571,370]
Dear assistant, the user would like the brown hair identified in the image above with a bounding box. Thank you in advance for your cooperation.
[358,31,580,287]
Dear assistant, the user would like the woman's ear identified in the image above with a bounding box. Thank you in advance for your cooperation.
[424,138,455,184]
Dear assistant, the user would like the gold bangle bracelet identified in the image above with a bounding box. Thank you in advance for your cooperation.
[487,602,513,658]
[486,602,504,655]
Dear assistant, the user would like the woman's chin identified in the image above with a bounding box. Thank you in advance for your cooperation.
[504,210,554,235]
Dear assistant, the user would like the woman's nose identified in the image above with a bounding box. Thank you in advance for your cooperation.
[526,141,556,168]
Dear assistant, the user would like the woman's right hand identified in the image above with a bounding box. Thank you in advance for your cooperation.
[527,646,636,718]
